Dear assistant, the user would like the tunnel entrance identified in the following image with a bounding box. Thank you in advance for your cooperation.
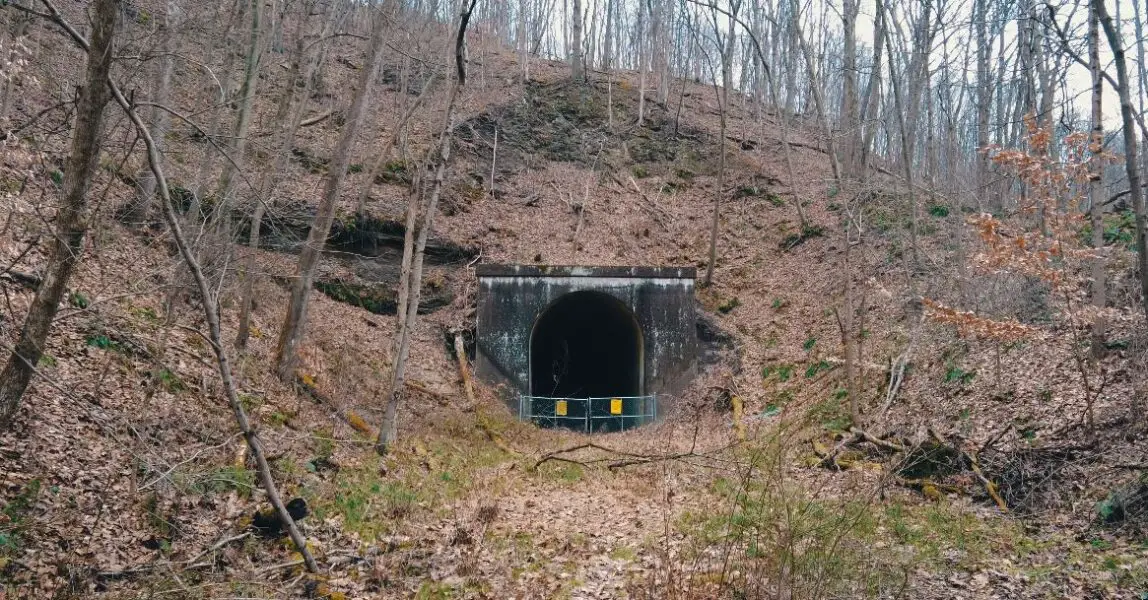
[529,291,643,432]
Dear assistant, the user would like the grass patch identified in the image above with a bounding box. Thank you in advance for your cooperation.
[609,545,637,561]
[536,461,584,483]
[761,363,794,382]
[943,366,976,385]
[179,464,257,498]
[716,296,740,314]
[679,457,1030,598]
[151,368,184,393]
[807,397,851,432]
[85,333,120,351]
[676,472,898,597]
[0,479,41,560]
[780,224,825,251]
[68,290,90,309]
[308,422,510,542]
[881,502,1023,568]
[804,359,833,379]
[927,204,950,217]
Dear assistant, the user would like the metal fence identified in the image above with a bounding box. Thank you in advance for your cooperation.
[518,395,657,432]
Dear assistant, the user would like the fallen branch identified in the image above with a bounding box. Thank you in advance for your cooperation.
[823,356,889,373]
[184,532,251,566]
[851,427,908,452]
[605,451,697,471]
[532,435,723,472]
[928,428,1008,512]
[406,379,455,405]
[0,269,41,289]
[258,559,305,573]
[815,427,907,469]
[299,110,333,127]
[883,312,922,414]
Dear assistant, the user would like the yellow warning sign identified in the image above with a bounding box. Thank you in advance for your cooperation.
[610,398,623,415]
[556,400,567,416]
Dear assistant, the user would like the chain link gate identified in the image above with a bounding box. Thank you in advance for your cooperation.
[518,395,657,432]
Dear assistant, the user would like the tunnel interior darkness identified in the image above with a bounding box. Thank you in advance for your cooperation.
[530,291,642,403]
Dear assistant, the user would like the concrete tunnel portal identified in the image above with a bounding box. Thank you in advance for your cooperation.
[475,265,698,432]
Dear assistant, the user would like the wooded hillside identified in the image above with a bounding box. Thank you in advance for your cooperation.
[1,0,1147,597]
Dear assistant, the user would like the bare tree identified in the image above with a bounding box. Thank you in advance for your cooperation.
[125,0,180,225]
[790,0,841,183]
[237,1,332,351]
[883,0,936,268]
[0,0,118,426]
[377,0,478,454]
[1094,0,1148,324]
[571,0,584,80]
[22,0,324,568]
[215,0,266,220]
[973,0,992,210]
[275,5,389,380]
[839,0,859,177]
[1087,1,1106,357]
[701,0,740,288]
[857,0,886,182]
[356,72,439,214]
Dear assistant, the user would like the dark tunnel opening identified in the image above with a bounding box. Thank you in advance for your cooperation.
[529,291,643,432]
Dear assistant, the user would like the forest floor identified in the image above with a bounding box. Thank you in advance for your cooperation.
[2,17,1148,599]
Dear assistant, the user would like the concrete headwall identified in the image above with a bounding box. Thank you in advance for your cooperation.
[475,265,698,420]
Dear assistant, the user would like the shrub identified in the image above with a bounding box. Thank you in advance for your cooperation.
[927,204,951,217]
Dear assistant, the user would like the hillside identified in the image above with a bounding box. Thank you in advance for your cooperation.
[2,2,1148,599]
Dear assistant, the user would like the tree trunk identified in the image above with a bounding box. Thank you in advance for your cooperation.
[1088,2,1106,358]
[357,72,438,213]
[102,53,322,574]
[237,5,329,351]
[376,0,477,454]
[190,0,244,216]
[883,0,932,269]
[275,7,387,379]
[839,0,858,178]
[570,0,583,81]
[637,0,646,126]
[602,0,612,70]
[129,0,178,225]
[858,0,885,182]
[1094,0,1148,325]
[0,0,118,427]
[974,0,991,211]
[791,0,841,184]
[702,0,738,288]
[843,224,859,426]
[216,0,265,216]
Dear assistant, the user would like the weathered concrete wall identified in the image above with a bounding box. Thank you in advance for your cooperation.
[475,265,697,421]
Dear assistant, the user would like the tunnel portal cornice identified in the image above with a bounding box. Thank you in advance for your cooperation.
[475,264,697,280]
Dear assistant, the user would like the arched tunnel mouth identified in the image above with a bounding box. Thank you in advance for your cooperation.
[529,291,644,432]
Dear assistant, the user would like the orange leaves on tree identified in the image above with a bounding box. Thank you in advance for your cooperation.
[921,299,1038,343]
[926,116,1112,342]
